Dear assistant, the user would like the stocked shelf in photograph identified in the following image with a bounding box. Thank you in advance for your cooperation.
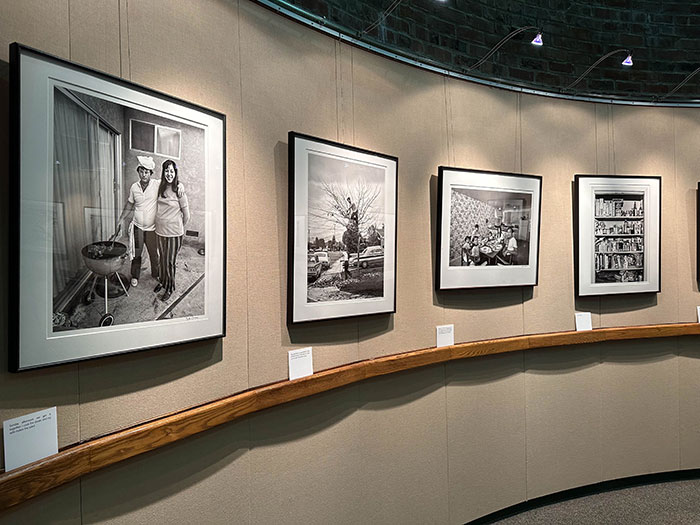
[593,193,645,284]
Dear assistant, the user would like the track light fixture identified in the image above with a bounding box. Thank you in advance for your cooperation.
[563,48,634,92]
[466,26,543,72]
[658,66,700,101]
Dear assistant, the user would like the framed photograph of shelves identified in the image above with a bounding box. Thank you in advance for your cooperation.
[288,132,397,323]
[10,43,226,371]
[574,175,661,297]
[436,167,542,290]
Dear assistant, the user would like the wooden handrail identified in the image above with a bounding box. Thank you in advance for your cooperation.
[2,321,700,512]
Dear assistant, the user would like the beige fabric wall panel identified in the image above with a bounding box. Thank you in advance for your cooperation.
[595,105,613,174]
[521,97,598,333]
[77,0,247,441]
[601,106,678,327]
[0,0,81,471]
[349,47,446,359]
[358,366,449,524]
[446,352,526,524]
[335,42,355,144]
[678,336,700,469]
[443,80,525,343]
[524,345,603,499]
[80,423,250,525]
[248,386,364,524]
[239,1,359,385]
[600,339,679,480]
[447,79,518,171]
[671,108,700,322]
[68,0,121,75]
[0,480,81,525]
[0,0,69,61]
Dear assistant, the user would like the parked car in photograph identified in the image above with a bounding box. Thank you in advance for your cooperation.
[307,253,322,281]
[315,251,330,269]
[349,246,384,269]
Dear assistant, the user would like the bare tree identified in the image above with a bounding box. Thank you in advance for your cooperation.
[308,179,382,255]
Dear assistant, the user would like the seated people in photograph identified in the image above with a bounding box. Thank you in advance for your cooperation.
[470,223,480,243]
[498,227,518,265]
[117,155,159,288]
[153,160,190,302]
[461,235,471,266]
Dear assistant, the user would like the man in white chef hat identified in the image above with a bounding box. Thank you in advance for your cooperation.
[117,155,160,287]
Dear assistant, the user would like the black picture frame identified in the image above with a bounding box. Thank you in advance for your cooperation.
[288,132,398,324]
[574,174,661,297]
[436,167,542,290]
[9,43,226,371]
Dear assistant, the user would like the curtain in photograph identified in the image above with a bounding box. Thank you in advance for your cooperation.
[53,89,118,300]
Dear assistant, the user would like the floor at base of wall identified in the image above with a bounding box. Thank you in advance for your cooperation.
[475,474,700,524]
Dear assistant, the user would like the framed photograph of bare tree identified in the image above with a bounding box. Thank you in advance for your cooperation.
[436,167,542,290]
[9,44,225,371]
[574,175,661,296]
[288,132,397,323]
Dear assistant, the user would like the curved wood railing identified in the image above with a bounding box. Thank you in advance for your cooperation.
[2,321,700,512]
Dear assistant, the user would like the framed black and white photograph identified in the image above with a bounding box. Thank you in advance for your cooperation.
[288,132,397,323]
[574,175,661,296]
[10,44,225,371]
[436,167,542,290]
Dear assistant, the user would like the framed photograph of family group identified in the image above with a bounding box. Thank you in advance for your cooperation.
[436,167,542,290]
[9,43,226,371]
[288,132,398,323]
[574,175,661,297]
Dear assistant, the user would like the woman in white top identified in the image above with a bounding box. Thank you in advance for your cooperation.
[154,160,190,301]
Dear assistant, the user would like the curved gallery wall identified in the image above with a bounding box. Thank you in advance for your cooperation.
[2,0,700,523]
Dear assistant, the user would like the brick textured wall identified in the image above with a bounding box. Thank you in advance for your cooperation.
[286,0,700,100]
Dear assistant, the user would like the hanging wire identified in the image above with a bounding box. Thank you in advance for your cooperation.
[658,66,700,101]
[465,26,541,72]
[360,0,404,36]
[563,48,632,91]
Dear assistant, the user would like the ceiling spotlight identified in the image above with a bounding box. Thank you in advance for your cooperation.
[563,48,635,91]
[466,26,543,71]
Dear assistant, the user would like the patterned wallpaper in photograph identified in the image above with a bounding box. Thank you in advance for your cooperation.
[449,189,497,263]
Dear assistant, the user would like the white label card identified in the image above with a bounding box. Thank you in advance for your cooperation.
[3,407,58,472]
[288,347,313,381]
[575,312,593,331]
[436,324,455,348]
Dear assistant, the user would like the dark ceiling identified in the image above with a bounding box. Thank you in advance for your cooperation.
[273,0,700,102]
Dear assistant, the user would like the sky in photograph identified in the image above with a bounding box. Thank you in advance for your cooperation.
[307,152,385,242]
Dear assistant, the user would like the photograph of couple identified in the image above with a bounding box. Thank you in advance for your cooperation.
[51,86,207,331]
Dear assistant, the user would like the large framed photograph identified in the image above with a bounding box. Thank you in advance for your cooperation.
[574,175,661,296]
[436,167,542,290]
[288,132,397,323]
[10,44,225,371]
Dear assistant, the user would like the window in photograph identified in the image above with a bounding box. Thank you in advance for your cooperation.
[130,119,155,153]
[156,125,181,159]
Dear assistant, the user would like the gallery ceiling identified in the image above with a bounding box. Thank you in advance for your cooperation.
[269,0,700,102]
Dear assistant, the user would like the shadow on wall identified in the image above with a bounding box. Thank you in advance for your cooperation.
[67,367,446,522]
